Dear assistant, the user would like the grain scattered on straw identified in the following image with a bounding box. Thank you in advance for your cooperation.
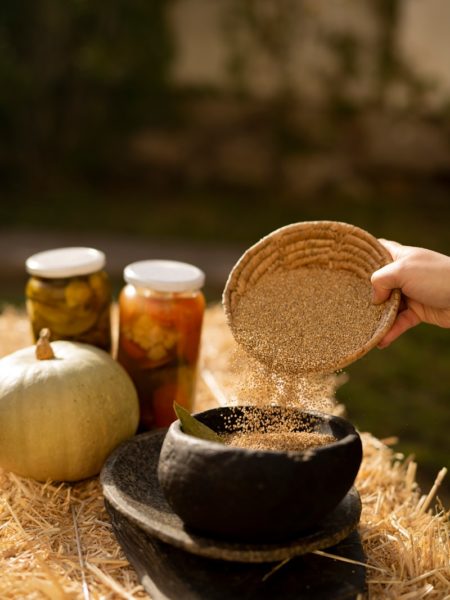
[0,304,449,599]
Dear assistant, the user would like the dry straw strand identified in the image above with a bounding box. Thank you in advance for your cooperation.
[71,503,91,600]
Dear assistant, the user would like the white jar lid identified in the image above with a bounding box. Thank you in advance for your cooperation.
[124,260,205,292]
[26,247,106,278]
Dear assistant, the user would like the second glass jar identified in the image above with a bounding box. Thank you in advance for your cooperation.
[117,260,205,430]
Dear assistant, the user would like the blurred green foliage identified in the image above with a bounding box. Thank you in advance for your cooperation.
[339,324,450,499]
[2,185,449,257]
[0,0,174,186]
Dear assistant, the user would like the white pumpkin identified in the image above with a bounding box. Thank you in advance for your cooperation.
[0,330,139,481]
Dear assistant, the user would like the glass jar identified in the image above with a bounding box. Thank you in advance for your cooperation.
[25,247,112,352]
[117,260,205,430]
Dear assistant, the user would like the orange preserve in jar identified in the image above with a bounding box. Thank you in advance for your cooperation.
[117,260,206,430]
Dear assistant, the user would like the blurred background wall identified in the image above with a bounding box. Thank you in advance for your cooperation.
[0,0,449,498]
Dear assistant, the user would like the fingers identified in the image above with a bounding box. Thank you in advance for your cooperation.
[378,239,403,260]
[377,307,421,348]
[371,240,406,304]
[371,261,403,304]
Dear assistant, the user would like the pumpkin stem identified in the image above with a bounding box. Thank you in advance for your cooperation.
[36,328,55,360]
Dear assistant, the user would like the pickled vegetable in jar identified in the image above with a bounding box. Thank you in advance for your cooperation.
[117,260,205,430]
[25,247,112,352]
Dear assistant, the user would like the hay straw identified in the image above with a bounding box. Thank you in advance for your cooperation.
[86,563,138,600]
[0,469,147,599]
[1,305,449,599]
[261,557,291,582]
[71,504,90,600]
[417,468,448,516]
[312,549,386,572]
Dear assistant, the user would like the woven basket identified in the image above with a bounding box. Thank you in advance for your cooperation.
[223,221,401,373]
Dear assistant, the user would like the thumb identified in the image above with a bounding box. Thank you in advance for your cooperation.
[371,261,403,304]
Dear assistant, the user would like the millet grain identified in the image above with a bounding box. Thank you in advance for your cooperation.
[232,267,383,375]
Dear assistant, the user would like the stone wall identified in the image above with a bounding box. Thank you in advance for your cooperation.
[126,0,450,194]
[170,0,450,110]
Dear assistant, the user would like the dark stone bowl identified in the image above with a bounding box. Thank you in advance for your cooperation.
[157,406,362,543]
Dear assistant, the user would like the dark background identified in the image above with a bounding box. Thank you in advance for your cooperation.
[1,0,449,500]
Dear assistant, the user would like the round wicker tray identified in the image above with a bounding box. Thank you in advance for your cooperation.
[223,220,401,373]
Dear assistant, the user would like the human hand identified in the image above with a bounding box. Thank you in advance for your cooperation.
[371,240,450,348]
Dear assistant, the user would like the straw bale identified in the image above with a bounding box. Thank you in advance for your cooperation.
[0,305,448,599]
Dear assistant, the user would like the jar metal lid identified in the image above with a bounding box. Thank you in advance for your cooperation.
[25,247,106,278]
[124,260,205,292]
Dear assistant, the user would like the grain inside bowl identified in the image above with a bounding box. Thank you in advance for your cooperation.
[220,405,336,452]
[222,430,336,452]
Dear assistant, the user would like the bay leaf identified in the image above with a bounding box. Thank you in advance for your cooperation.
[173,403,224,443]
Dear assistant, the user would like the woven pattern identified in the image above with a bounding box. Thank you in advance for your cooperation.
[223,221,401,372]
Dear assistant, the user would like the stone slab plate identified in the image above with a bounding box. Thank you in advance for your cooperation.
[101,431,363,563]
[106,500,366,600]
